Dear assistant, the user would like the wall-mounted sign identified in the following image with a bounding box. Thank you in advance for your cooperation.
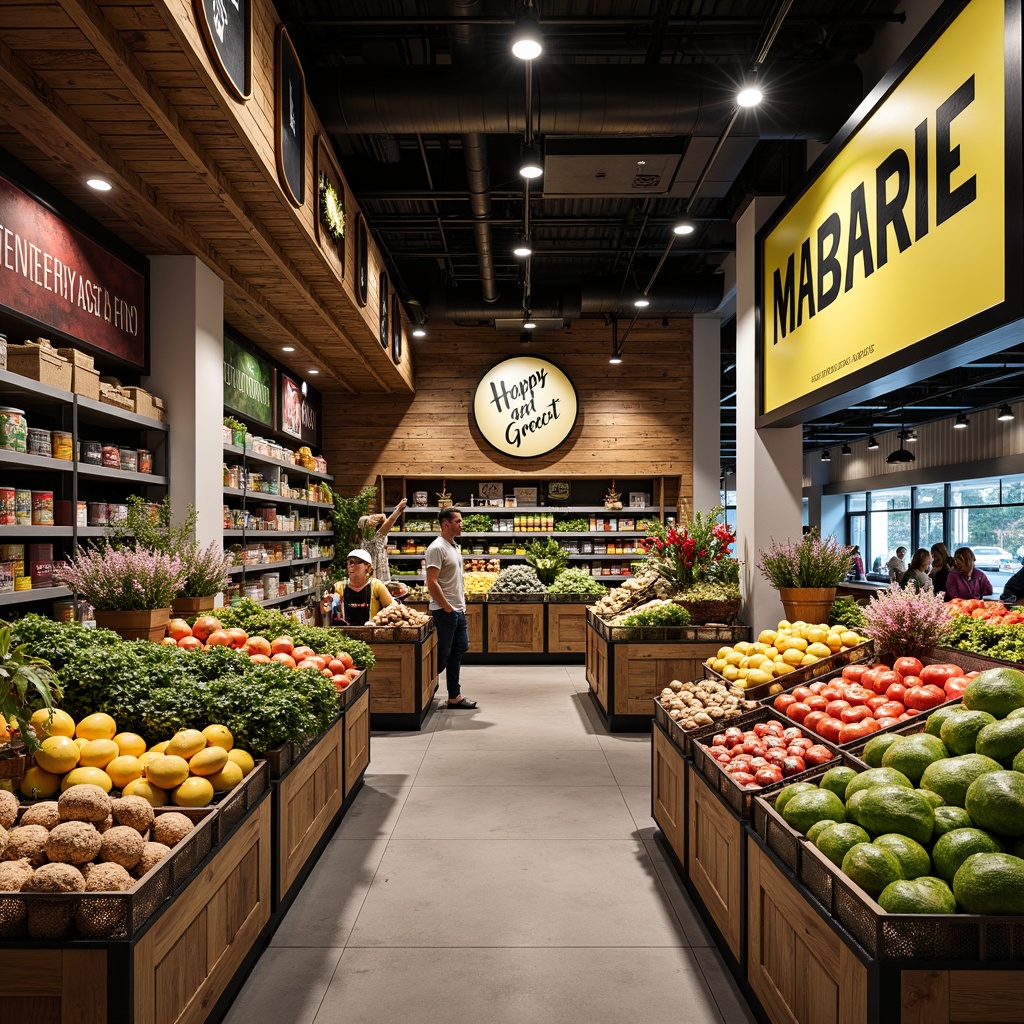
[758,0,1021,424]
[391,292,402,363]
[275,26,305,208]
[223,333,273,426]
[314,135,345,272]
[378,272,389,347]
[354,214,368,306]
[472,357,578,458]
[0,173,146,367]
[279,373,321,445]
[195,0,251,101]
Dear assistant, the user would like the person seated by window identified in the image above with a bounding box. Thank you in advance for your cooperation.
[900,548,933,593]
[849,545,865,581]
[887,546,908,584]
[930,543,953,595]
[944,547,993,602]
[871,556,883,574]
[999,564,1024,604]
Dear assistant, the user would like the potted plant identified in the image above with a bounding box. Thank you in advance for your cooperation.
[757,529,853,623]
[641,506,740,623]
[224,415,247,448]
[172,540,232,614]
[53,545,185,641]
[604,480,623,510]
[0,624,62,788]
[525,537,569,586]
[436,479,453,510]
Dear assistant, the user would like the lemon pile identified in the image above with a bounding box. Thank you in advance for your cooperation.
[24,710,254,808]
[705,620,868,690]
[464,571,499,595]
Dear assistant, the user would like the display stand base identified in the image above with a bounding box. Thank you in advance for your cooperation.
[371,682,438,731]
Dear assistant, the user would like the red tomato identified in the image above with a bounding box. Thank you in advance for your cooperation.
[842,664,869,684]
[905,685,945,711]
[742,739,766,756]
[873,717,900,730]
[866,695,889,712]
[839,705,873,724]
[844,686,874,706]
[765,748,788,767]
[787,737,814,751]
[804,744,835,766]
[919,664,965,687]
[730,772,757,786]
[897,713,911,721]
[765,721,785,738]
[805,695,828,712]
[708,749,731,763]
[875,701,906,719]
[754,766,784,786]
[782,755,807,776]
[724,726,744,743]
[821,685,846,702]
[893,656,925,678]
[876,671,900,693]
[885,681,908,703]
[774,694,799,713]
[730,744,746,757]
[803,711,829,733]
[782,727,805,741]
[763,735,786,749]
[826,699,852,718]
[711,733,728,746]
[786,702,811,723]
[923,683,946,700]
[900,675,922,690]
[861,667,889,694]
[944,677,969,697]
[839,719,880,743]
[966,671,980,679]
[748,757,769,768]
[808,680,828,693]
[816,718,844,743]
[790,686,814,703]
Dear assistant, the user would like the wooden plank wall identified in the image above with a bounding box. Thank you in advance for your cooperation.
[322,319,694,505]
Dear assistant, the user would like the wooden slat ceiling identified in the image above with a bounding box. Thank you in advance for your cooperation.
[0,0,409,397]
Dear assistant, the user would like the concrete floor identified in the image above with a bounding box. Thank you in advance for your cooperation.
[222,664,759,1024]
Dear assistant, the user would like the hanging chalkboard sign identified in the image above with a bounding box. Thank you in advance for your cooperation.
[391,292,403,363]
[378,273,389,347]
[275,26,305,207]
[195,0,251,101]
[355,214,368,306]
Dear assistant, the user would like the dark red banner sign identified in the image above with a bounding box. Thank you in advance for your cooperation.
[279,373,321,447]
[0,174,146,366]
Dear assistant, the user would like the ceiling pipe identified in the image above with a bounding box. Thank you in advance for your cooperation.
[317,62,862,140]
[447,0,498,303]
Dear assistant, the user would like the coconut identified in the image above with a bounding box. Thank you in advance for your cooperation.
[96,814,114,834]
[45,821,102,865]
[111,795,155,834]
[132,841,171,878]
[83,861,133,892]
[23,861,84,894]
[0,857,34,892]
[20,801,60,830]
[24,862,85,938]
[5,824,50,867]
[57,784,111,823]
[0,824,7,859]
[0,858,33,938]
[99,826,144,870]
[151,812,193,848]
[0,790,17,830]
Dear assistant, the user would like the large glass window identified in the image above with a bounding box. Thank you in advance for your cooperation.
[917,511,946,550]
[951,478,1000,507]
[869,488,911,575]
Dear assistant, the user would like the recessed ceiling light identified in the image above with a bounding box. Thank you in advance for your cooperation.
[412,327,427,338]
[86,177,112,192]
[308,369,319,375]
[282,346,295,352]
[633,297,650,308]
[737,85,763,108]
[673,220,695,236]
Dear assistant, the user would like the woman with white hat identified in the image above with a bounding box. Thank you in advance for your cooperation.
[322,548,393,625]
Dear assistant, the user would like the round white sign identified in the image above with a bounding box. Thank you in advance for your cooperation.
[472,357,578,458]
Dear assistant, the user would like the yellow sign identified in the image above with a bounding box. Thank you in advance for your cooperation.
[761,0,1005,415]
[473,357,578,458]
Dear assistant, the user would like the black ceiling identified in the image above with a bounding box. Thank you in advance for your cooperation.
[275,1,1024,459]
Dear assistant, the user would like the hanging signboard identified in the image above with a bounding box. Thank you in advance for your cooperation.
[194,0,251,101]
[0,173,146,367]
[757,0,1022,425]
[279,373,321,446]
[275,26,305,207]
[473,357,579,458]
[224,333,273,426]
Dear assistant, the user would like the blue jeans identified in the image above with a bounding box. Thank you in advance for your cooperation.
[433,609,469,699]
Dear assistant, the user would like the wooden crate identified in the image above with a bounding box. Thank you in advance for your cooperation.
[487,602,544,654]
[651,721,686,866]
[465,601,485,651]
[901,970,1024,1023]
[274,719,343,903]
[688,765,745,960]
[547,602,589,653]
[367,632,438,729]
[586,616,609,709]
[344,686,371,798]
[420,628,438,711]
[747,834,868,1024]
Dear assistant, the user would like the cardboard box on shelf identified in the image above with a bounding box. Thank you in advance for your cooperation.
[29,561,54,588]
[124,387,163,421]
[55,347,95,370]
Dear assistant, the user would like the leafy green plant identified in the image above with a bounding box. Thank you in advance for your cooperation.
[554,517,590,533]
[619,603,692,627]
[0,625,61,754]
[460,514,493,533]
[525,538,569,585]
[546,567,606,596]
[223,415,246,433]
[330,486,378,579]
[829,595,868,631]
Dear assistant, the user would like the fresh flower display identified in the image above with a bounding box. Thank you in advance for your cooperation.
[756,529,852,589]
[54,546,185,611]
[862,586,951,658]
[641,505,736,591]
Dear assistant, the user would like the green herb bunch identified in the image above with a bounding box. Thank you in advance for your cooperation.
[525,537,569,585]
[546,567,607,596]
[460,514,494,533]
[554,517,590,532]
[829,596,868,631]
[619,603,692,627]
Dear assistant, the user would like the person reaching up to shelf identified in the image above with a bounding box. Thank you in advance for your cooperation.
[322,549,393,625]
[357,497,407,584]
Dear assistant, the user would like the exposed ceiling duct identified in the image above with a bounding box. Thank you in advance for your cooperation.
[317,62,862,140]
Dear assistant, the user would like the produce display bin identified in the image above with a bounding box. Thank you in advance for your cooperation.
[588,609,750,644]
[210,758,270,844]
[587,610,750,732]
[354,623,438,730]
[344,683,371,799]
[651,692,759,757]
[545,596,596,654]
[486,598,545,654]
[651,718,688,870]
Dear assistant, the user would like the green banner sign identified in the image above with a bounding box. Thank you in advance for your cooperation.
[223,333,273,426]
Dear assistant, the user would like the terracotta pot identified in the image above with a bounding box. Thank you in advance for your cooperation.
[170,595,217,615]
[779,587,836,624]
[93,607,170,642]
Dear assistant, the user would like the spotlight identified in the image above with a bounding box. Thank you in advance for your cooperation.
[904,429,917,442]
[513,235,533,257]
[308,369,319,375]
[998,403,1015,421]
[511,4,543,60]
[954,412,969,429]
[820,449,831,463]
[282,346,295,352]
[633,296,650,309]
[841,444,852,456]
[412,327,427,338]
[609,347,622,365]
[672,219,695,236]
[518,144,543,179]
[737,84,763,107]
[86,177,113,191]
[867,435,879,449]
[523,316,537,330]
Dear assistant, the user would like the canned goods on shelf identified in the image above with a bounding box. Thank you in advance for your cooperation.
[0,407,27,453]
[87,502,108,527]
[136,449,152,474]
[101,445,120,469]
[107,503,128,524]
[13,575,32,591]
[119,448,137,472]
[0,486,16,526]
[80,441,103,465]
[15,489,31,527]
[0,561,13,594]
[51,431,73,460]
[27,427,51,457]
[31,490,54,525]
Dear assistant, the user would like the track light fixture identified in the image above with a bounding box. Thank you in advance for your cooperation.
[513,234,533,257]
[511,3,543,60]
[518,143,543,179]
[998,404,1015,421]
[633,296,650,309]
[867,435,879,449]
[820,449,831,463]
[609,348,622,365]
[841,444,852,456]
[522,314,537,330]
[411,327,427,338]
[954,412,969,429]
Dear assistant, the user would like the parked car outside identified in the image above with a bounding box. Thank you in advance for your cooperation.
[969,546,1015,572]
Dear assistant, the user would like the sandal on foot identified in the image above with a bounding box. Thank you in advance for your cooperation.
[447,697,478,709]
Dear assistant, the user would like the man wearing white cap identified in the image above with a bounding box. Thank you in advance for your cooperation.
[323,548,393,625]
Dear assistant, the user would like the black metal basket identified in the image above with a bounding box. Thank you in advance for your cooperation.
[337,668,370,709]
[211,758,269,845]
[651,692,760,756]
[589,608,751,644]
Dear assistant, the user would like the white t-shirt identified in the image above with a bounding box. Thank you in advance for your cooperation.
[425,536,465,611]
[887,555,907,580]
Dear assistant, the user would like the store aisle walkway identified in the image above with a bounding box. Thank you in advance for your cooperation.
[222,665,759,1024]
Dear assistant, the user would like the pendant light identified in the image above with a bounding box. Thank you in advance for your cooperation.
[867,435,879,449]
[887,409,916,463]
[820,449,831,463]
[954,412,969,429]
[998,404,1015,421]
